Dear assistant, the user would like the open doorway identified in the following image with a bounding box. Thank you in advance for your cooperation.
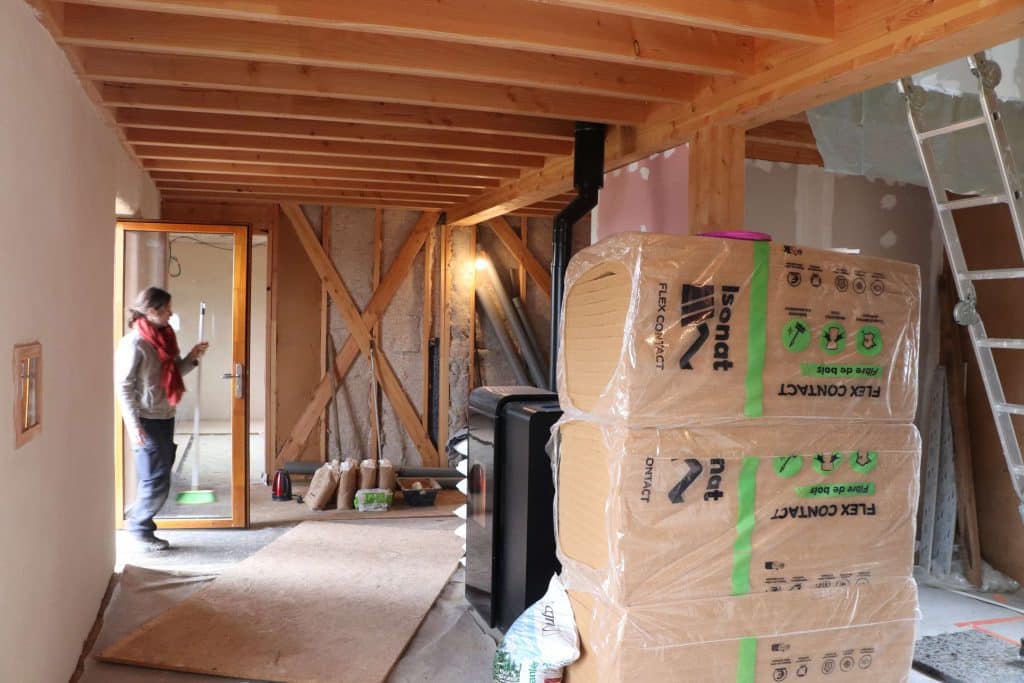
[114,222,251,529]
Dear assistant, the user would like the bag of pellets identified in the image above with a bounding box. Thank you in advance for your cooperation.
[493,574,579,683]
[305,462,340,510]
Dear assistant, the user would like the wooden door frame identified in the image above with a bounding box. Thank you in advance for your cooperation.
[114,220,252,529]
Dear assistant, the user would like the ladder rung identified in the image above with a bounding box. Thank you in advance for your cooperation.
[1014,465,1024,477]
[939,194,1008,211]
[996,403,1024,415]
[979,338,1024,349]
[918,116,988,141]
[965,268,1024,280]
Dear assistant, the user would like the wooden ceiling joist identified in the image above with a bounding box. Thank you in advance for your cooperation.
[149,169,497,191]
[114,108,569,156]
[537,0,834,43]
[136,147,523,179]
[150,174,479,198]
[26,0,1022,216]
[153,183,473,201]
[57,4,697,102]
[162,192,454,211]
[141,160,504,188]
[68,0,755,75]
[100,84,576,140]
[447,0,1024,225]
[79,48,651,124]
[124,129,547,169]
[745,119,824,166]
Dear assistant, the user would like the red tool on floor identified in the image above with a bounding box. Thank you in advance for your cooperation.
[272,469,292,501]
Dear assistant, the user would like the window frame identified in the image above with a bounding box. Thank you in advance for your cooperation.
[13,342,42,448]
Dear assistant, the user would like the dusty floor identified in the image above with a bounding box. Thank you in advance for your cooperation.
[103,521,1024,683]
[96,518,494,683]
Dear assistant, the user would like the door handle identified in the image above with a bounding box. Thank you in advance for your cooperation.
[221,363,245,399]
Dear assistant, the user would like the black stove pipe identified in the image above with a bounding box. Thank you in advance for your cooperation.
[549,122,606,390]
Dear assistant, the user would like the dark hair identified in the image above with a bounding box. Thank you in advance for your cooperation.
[128,287,172,325]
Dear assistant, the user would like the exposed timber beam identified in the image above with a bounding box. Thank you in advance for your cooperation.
[448,0,1024,224]
[533,0,833,43]
[114,107,565,156]
[100,83,575,143]
[57,4,696,101]
[124,128,546,169]
[69,0,755,75]
[79,48,651,124]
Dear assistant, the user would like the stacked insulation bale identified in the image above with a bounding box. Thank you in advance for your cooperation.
[554,233,921,682]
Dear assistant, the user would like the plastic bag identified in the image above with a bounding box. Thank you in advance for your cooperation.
[493,575,579,683]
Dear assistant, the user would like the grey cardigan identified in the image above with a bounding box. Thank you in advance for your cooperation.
[115,328,197,433]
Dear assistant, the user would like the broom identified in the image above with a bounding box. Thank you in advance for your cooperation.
[176,302,217,505]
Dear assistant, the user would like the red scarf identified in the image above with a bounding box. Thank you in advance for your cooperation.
[135,317,186,406]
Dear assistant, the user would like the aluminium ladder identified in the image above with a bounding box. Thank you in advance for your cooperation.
[898,52,1024,517]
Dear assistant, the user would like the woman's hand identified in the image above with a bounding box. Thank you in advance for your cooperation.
[133,427,148,447]
[188,342,210,362]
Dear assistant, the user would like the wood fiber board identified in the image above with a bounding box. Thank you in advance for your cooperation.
[99,521,463,682]
[955,202,1024,585]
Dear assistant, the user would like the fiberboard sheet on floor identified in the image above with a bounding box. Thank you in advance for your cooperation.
[99,520,464,683]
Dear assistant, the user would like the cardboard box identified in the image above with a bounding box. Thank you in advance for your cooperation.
[556,420,919,604]
[565,580,918,682]
[558,233,920,425]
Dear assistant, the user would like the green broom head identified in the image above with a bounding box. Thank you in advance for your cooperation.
[175,489,217,505]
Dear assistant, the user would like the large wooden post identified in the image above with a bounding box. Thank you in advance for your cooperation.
[688,125,745,233]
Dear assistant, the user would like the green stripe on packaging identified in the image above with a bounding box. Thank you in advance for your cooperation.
[744,241,770,417]
[731,457,759,596]
[736,637,758,683]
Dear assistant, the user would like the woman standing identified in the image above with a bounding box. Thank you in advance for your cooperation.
[115,287,209,551]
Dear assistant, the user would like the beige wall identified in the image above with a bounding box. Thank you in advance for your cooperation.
[0,1,158,680]
[169,236,268,424]
[168,237,238,424]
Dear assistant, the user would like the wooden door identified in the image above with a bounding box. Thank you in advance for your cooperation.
[114,221,251,529]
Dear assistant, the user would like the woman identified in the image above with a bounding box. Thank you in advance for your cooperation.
[115,287,209,551]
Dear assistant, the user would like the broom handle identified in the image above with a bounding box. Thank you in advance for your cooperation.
[191,302,206,490]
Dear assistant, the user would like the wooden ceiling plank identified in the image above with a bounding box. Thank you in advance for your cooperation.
[746,140,823,166]
[163,191,455,210]
[156,183,469,202]
[147,169,491,191]
[100,84,575,144]
[532,0,834,43]
[124,128,546,169]
[59,4,697,101]
[746,120,819,149]
[448,0,1024,225]
[113,107,564,157]
[134,145,521,179]
[150,173,477,196]
[80,48,650,124]
[141,159,503,187]
[68,0,754,75]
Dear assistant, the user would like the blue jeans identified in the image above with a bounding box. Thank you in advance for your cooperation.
[127,417,176,536]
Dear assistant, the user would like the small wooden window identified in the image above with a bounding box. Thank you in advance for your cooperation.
[13,343,42,448]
